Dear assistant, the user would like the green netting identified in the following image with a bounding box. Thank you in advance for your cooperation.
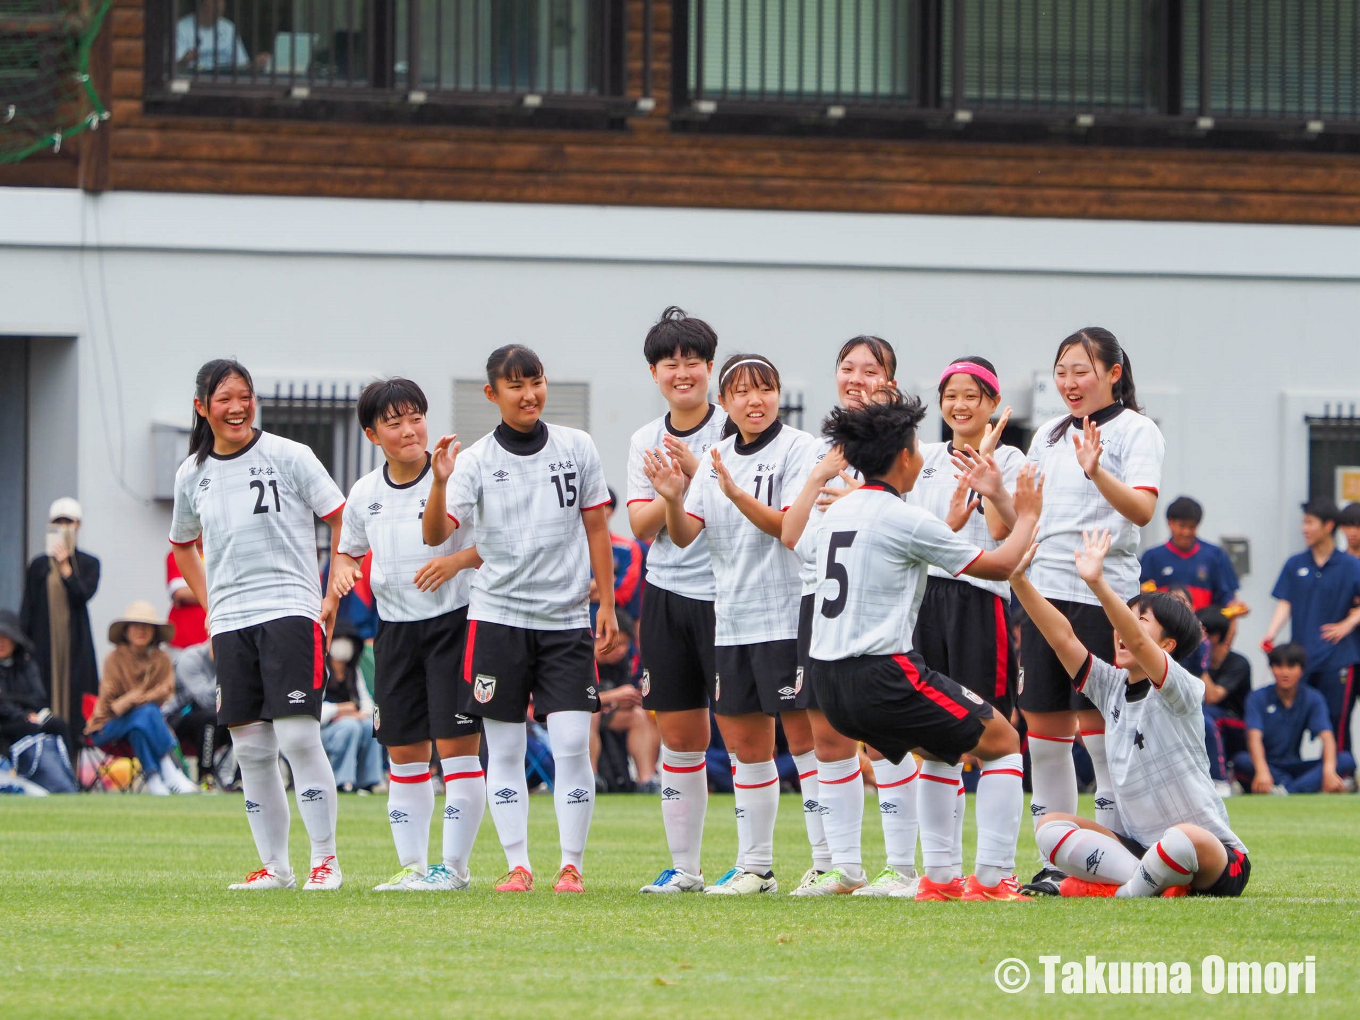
[0,0,111,164]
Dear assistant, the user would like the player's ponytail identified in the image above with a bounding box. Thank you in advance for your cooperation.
[1045,327,1142,445]
[190,358,255,466]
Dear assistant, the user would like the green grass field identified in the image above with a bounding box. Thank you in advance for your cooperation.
[2,791,1352,1018]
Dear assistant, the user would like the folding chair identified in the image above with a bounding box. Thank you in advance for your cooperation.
[79,694,146,793]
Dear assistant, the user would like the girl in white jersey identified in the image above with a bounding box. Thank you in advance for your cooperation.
[647,353,816,895]
[907,356,1026,901]
[423,345,619,895]
[169,359,348,892]
[1019,328,1165,896]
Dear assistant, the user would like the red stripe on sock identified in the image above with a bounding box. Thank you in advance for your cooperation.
[956,786,964,795]
[878,772,917,789]
[663,762,706,774]
[733,778,779,789]
[798,770,817,781]
[1079,729,1105,737]
[443,770,484,782]
[390,771,432,785]
[461,620,478,683]
[993,595,1008,700]
[1048,826,1077,864]
[1155,842,1192,876]
[1028,733,1075,743]
[981,768,1024,778]
[920,773,959,786]
[820,768,862,785]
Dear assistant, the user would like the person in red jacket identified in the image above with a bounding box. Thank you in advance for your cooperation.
[166,540,208,650]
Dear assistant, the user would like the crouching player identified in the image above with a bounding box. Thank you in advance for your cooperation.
[802,391,1044,901]
[1013,530,1251,898]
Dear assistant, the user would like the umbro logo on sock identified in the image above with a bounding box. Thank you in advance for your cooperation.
[734,807,746,818]
[494,788,518,804]
[661,787,681,801]
[389,810,408,823]
[1139,866,1159,889]
[566,788,590,804]
[802,799,819,814]
[1086,849,1104,874]
[301,788,324,802]
[244,799,259,814]
[880,803,898,814]
[287,690,308,704]
[1095,796,1115,810]
[1030,803,1046,816]
[444,806,459,819]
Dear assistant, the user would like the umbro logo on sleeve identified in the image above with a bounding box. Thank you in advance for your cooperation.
[198,478,212,489]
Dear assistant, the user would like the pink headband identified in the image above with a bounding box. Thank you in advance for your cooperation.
[939,361,1000,395]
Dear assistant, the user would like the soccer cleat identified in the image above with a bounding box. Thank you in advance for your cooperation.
[495,866,534,893]
[853,866,918,898]
[553,865,584,893]
[794,867,824,893]
[640,868,705,894]
[1058,877,1118,898]
[228,867,296,890]
[914,875,967,901]
[790,867,867,897]
[373,866,425,891]
[302,856,342,891]
[413,864,470,891]
[1023,866,1068,896]
[962,875,1033,901]
[704,867,778,895]
[1161,884,1191,898]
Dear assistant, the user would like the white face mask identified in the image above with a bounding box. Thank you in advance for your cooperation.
[329,637,355,662]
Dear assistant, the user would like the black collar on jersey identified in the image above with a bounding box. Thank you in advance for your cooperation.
[494,419,549,456]
[733,418,783,456]
[384,452,431,490]
[1080,400,1125,428]
[208,428,263,461]
[860,478,901,498]
[1125,678,1152,702]
[665,403,717,438]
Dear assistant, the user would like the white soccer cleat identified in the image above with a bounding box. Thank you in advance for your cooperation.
[229,867,296,890]
[790,868,867,897]
[373,865,425,891]
[793,867,823,893]
[853,866,918,898]
[704,867,777,895]
[640,868,704,894]
[412,864,470,891]
[302,855,342,891]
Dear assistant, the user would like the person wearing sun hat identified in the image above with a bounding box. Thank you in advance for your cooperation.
[20,497,101,752]
[85,601,198,795]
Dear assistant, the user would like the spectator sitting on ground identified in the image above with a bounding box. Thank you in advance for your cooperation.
[165,540,208,655]
[1234,643,1355,795]
[166,640,233,788]
[1140,495,1248,614]
[175,0,270,71]
[1341,502,1360,559]
[85,602,198,796]
[0,610,77,793]
[589,609,660,793]
[321,633,384,793]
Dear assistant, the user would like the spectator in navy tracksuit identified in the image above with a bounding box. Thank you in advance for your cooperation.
[605,489,646,623]
[1139,496,1244,613]
[1199,607,1251,782]
[1235,643,1354,794]
[1262,498,1360,751]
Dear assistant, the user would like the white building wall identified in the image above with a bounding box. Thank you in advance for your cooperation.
[2,187,1359,666]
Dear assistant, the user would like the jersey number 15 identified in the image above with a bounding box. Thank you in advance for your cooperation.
[550,472,578,508]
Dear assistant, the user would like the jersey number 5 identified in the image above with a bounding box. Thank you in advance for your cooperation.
[551,472,578,508]
[820,531,857,619]
[250,479,282,514]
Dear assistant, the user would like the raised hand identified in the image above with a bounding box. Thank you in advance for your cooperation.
[815,470,862,509]
[431,434,460,483]
[978,406,1013,457]
[1073,528,1112,584]
[1013,541,1040,579]
[812,446,848,486]
[950,444,1004,501]
[711,448,741,502]
[1012,463,1044,518]
[945,474,981,532]
[661,433,702,479]
[641,446,686,501]
[1072,416,1103,478]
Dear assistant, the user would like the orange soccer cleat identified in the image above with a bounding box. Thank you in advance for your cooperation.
[962,875,1033,901]
[553,865,585,893]
[914,875,967,901]
[1161,884,1191,898]
[1059,877,1118,898]
[494,866,534,893]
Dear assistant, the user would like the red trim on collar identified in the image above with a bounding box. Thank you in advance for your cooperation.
[1165,541,1201,560]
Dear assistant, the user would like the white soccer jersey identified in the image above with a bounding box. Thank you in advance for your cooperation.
[445,422,608,631]
[795,437,861,596]
[907,441,1024,600]
[169,430,345,635]
[1025,407,1164,605]
[626,404,727,601]
[805,482,983,660]
[338,456,476,622]
[683,420,814,645]
[1077,651,1246,853]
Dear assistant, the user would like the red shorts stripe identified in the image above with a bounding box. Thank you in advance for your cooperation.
[663,762,707,774]
[390,771,432,784]
[312,622,324,690]
[993,594,1008,700]
[980,768,1024,778]
[820,768,862,786]
[443,770,484,782]
[892,653,968,720]
[1028,733,1075,743]
[462,620,478,683]
[733,777,779,789]
[1155,842,1192,876]
[920,773,959,786]
[1048,826,1077,864]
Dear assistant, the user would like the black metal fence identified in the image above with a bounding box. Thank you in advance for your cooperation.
[1306,405,1360,507]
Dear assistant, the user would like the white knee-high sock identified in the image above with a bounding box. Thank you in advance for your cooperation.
[817,757,864,881]
[1081,730,1118,831]
[441,755,485,879]
[1118,827,1198,898]
[1035,819,1139,885]
[872,756,918,876]
[482,719,530,872]
[660,747,708,876]
[273,716,337,862]
[230,722,291,878]
[973,754,1025,886]
[546,712,594,871]
[729,751,748,870]
[951,783,966,877]
[1028,733,1078,831]
[917,761,962,882]
[733,759,779,874]
[387,760,434,872]
[793,750,830,871]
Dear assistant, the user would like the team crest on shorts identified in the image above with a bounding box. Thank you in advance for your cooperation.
[960,688,985,706]
[714,673,721,701]
[1016,667,1025,696]
[640,670,650,697]
[373,708,381,731]
[215,686,221,712]
[473,674,496,704]
[794,667,804,696]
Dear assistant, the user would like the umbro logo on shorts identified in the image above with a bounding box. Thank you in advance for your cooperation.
[244,800,259,813]
[367,503,383,515]
[287,690,307,704]
[454,714,474,724]
[474,675,496,704]
[586,686,597,698]
[444,805,459,819]
[778,686,796,699]
[494,787,518,804]
[566,788,590,804]
[389,810,408,823]
[301,788,324,802]
[662,787,681,801]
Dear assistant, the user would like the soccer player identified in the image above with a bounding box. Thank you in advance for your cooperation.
[625,307,726,894]
[1138,496,1246,613]
[423,345,618,894]
[169,359,347,891]
[904,356,1026,900]
[1261,498,1360,752]
[331,378,485,892]
[802,390,1043,901]
[1018,530,1252,899]
[646,352,816,895]
[1020,327,1165,894]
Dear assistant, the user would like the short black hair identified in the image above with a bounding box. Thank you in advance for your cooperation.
[643,306,719,365]
[1267,642,1307,670]
[1166,495,1203,524]
[357,377,428,432]
[486,345,545,389]
[1197,606,1231,641]
[606,487,619,511]
[822,388,926,479]
[1339,502,1360,527]
[1127,591,1203,661]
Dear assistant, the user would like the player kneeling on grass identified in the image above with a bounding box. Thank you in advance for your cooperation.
[801,390,1043,901]
[1013,530,1251,898]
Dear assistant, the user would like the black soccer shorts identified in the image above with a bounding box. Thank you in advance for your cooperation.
[1018,597,1113,714]
[212,615,326,727]
[459,620,599,723]
[714,638,814,716]
[373,607,481,746]
[1116,834,1251,898]
[912,576,1016,717]
[639,585,716,713]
